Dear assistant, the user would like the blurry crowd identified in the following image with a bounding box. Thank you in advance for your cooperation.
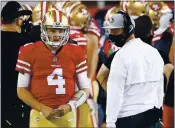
[1,1,174,128]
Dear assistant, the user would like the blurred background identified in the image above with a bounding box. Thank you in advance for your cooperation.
[1,1,174,17]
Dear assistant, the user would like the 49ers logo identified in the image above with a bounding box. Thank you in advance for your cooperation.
[81,8,88,15]
[108,16,114,23]
[53,22,60,26]
[150,4,161,11]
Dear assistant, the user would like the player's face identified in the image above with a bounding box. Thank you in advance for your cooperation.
[47,28,65,42]
[45,27,67,50]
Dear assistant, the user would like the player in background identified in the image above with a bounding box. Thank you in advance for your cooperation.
[120,1,149,20]
[30,1,56,42]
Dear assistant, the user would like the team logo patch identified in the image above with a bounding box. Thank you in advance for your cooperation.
[150,4,161,11]
[53,22,60,27]
[53,57,57,62]
[35,117,40,122]
[108,17,114,23]
[81,8,88,15]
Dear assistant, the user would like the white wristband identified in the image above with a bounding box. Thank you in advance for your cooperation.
[68,90,87,111]
[67,102,76,112]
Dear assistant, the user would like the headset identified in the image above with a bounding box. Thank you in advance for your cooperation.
[117,10,135,36]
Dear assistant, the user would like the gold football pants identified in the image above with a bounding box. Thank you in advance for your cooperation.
[30,109,76,127]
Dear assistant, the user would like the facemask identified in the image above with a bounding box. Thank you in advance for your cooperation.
[109,34,126,47]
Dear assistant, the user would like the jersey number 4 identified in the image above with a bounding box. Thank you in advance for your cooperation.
[47,68,66,94]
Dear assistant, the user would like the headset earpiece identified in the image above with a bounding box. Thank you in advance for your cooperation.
[117,10,135,36]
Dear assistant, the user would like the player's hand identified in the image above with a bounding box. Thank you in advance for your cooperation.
[52,104,71,118]
[39,104,53,119]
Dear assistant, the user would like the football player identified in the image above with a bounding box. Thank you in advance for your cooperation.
[30,1,56,42]
[148,2,171,30]
[56,1,100,127]
[120,1,149,19]
[16,9,90,127]
[32,1,56,25]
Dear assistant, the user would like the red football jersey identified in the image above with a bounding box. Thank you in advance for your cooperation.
[70,29,87,53]
[88,18,101,48]
[88,18,101,38]
[70,18,101,49]
[16,41,87,108]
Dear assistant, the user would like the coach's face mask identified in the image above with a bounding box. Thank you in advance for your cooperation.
[21,16,33,34]
[109,34,126,47]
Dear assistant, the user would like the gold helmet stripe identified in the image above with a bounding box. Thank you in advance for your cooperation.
[55,9,60,23]
[59,2,67,11]
[55,1,67,11]
[66,2,81,17]
[42,2,47,20]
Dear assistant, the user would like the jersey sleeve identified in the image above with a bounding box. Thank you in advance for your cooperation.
[88,18,101,38]
[16,43,34,74]
[70,30,87,46]
[72,46,87,74]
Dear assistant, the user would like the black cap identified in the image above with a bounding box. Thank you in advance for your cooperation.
[1,1,32,23]
[135,15,153,38]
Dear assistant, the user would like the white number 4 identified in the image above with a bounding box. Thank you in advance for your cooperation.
[47,68,66,94]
